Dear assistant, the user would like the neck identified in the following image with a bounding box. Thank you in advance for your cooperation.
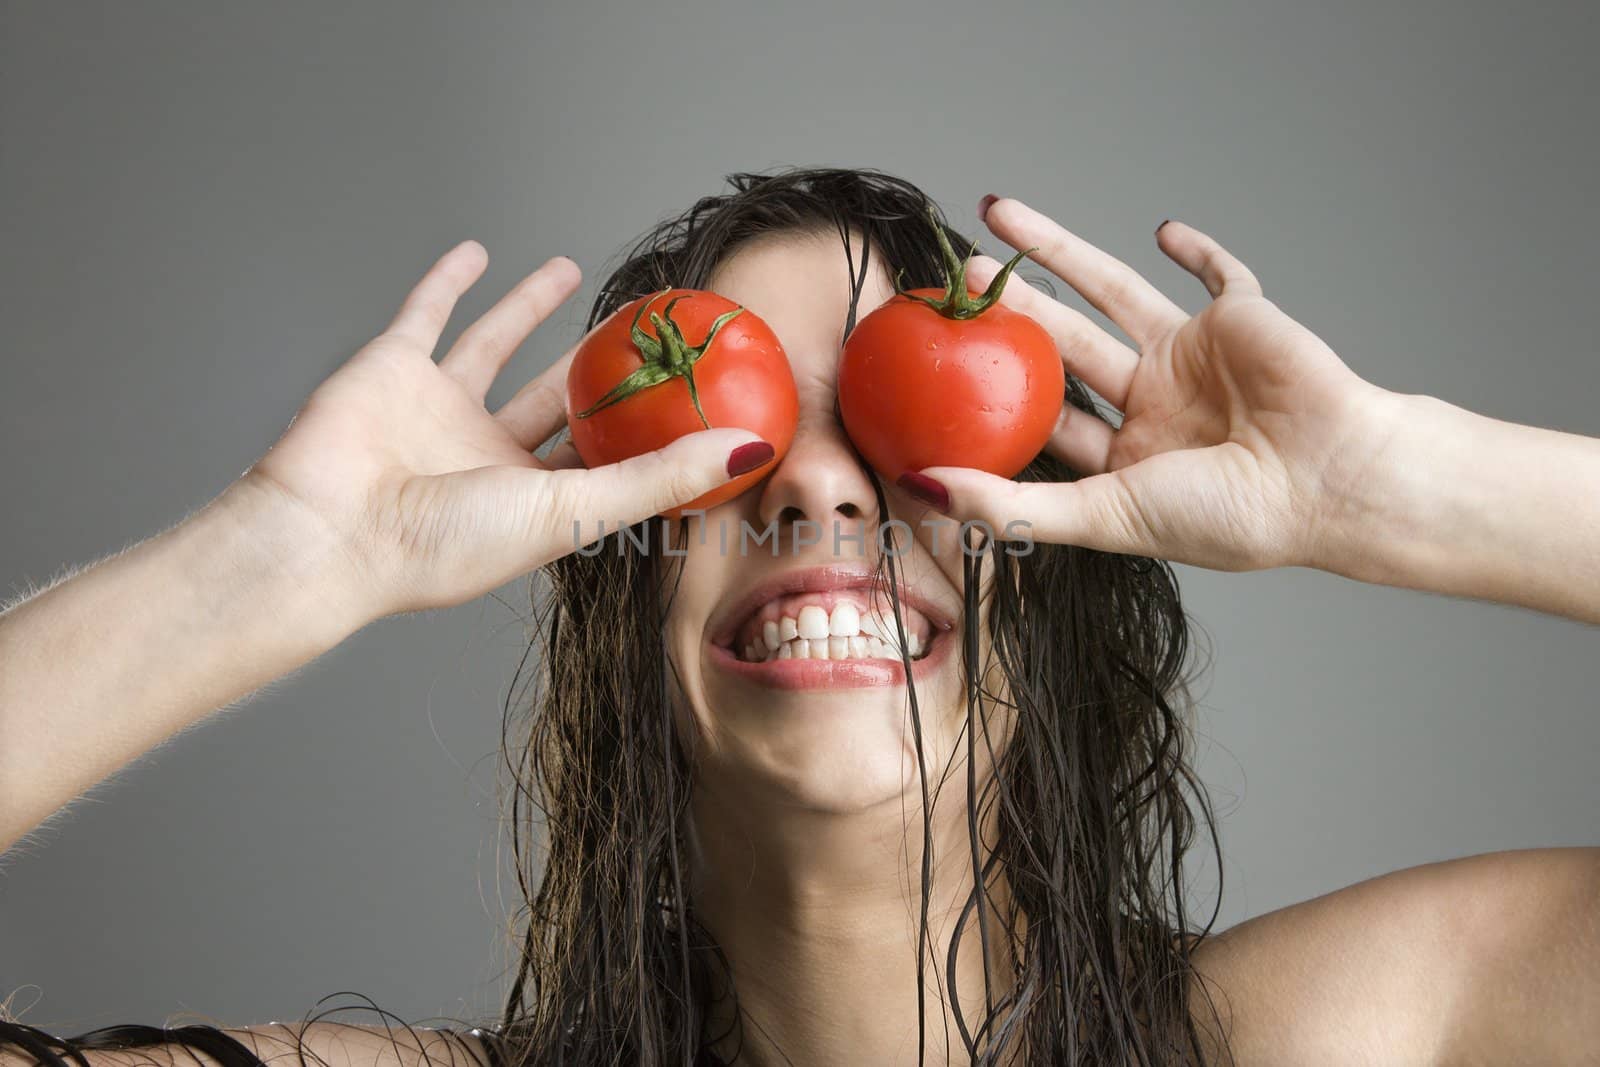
[687,774,1015,1066]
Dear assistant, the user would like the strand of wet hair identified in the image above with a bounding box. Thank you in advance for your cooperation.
[880,494,938,1067]
[838,202,943,1066]
[965,524,997,1053]
[656,520,695,1067]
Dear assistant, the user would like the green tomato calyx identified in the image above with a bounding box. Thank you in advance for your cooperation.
[893,203,1037,320]
[574,290,745,429]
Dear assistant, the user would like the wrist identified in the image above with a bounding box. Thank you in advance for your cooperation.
[1303,389,1600,622]
[1304,388,1469,587]
[211,473,384,642]
[1305,385,1446,585]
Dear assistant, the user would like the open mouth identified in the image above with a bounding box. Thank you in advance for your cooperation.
[717,589,942,665]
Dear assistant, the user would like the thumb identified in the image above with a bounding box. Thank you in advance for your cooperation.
[560,427,774,528]
[910,465,1153,557]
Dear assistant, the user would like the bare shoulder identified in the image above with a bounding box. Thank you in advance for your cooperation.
[0,1020,496,1067]
[1184,847,1600,1067]
[233,1021,496,1067]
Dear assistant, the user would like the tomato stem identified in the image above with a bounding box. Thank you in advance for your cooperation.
[893,203,1036,320]
[573,290,745,428]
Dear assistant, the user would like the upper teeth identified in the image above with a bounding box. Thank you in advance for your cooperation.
[739,602,926,663]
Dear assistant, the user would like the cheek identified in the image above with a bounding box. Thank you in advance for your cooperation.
[882,505,971,594]
[659,516,742,730]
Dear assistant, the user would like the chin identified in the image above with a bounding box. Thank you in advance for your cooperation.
[689,675,963,814]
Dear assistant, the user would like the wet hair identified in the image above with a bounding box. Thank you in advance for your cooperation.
[497,167,1231,1065]
[0,166,1231,1066]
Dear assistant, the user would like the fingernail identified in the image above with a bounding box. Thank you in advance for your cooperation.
[1155,218,1172,235]
[977,194,999,222]
[727,440,775,477]
[897,471,951,513]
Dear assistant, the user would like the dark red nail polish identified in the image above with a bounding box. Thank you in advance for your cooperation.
[1155,218,1172,235]
[897,471,951,513]
[727,441,775,477]
[977,194,999,222]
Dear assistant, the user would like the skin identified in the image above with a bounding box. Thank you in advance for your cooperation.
[2,197,1599,1064]
[668,231,1010,1063]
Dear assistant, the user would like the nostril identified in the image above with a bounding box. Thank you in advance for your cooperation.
[777,504,806,526]
[838,503,864,519]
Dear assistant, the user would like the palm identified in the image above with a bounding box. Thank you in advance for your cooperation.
[1105,294,1374,567]
[947,201,1387,571]
[239,243,759,618]
[254,337,539,527]
[240,245,591,615]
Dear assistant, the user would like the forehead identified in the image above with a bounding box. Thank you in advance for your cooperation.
[705,229,896,384]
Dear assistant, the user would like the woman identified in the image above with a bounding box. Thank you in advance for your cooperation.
[1,167,1596,1065]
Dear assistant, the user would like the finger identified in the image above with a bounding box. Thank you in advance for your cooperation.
[494,345,577,450]
[1041,401,1115,475]
[966,253,1139,409]
[981,197,1187,347]
[546,427,772,528]
[541,439,585,470]
[383,240,490,351]
[908,464,1152,557]
[1155,220,1263,299]
[439,256,581,400]
[494,304,626,450]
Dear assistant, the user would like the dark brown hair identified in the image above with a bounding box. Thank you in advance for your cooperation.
[494,166,1230,1065]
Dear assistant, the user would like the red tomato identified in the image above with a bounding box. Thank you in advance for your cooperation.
[838,286,1062,480]
[566,288,798,516]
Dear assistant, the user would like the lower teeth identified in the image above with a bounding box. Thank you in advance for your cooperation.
[741,635,926,664]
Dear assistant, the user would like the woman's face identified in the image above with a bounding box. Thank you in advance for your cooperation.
[664,228,983,813]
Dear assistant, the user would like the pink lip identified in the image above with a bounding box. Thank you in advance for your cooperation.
[706,563,957,691]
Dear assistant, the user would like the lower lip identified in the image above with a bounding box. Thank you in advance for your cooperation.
[706,629,955,690]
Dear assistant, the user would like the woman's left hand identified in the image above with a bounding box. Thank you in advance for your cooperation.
[914,197,1401,573]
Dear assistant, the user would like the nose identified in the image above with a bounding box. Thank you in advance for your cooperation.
[754,401,881,541]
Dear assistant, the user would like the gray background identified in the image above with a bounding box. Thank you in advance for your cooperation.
[2,0,1596,1034]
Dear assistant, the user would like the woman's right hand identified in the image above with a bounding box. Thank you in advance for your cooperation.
[240,240,767,620]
